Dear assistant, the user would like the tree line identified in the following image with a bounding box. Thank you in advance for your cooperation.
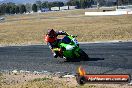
[0,0,93,15]
[0,3,26,15]
[0,0,131,15]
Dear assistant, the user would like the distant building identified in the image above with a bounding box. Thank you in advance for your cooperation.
[60,6,69,10]
[94,0,116,6]
[69,6,76,10]
[51,6,76,11]
[41,8,50,12]
[51,7,60,11]
[116,5,132,11]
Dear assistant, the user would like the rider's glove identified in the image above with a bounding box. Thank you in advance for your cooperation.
[70,35,77,37]
[52,48,61,52]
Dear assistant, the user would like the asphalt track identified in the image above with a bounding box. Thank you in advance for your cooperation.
[0,42,132,75]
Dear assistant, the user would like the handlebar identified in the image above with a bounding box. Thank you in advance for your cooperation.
[70,35,77,38]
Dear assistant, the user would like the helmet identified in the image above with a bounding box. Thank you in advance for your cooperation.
[45,29,57,43]
[47,29,57,38]
[44,35,57,43]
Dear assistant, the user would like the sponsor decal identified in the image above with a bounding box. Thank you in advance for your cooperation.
[76,66,131,85]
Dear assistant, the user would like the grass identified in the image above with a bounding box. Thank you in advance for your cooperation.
[0,73,3,86]
[0,77,114,88]
[0,72,117,88]
[0,72,128,88]
[30,77,51,82]
[0,76,75,88]
[0,9,132,45]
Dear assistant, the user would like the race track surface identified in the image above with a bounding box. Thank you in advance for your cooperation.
[0,42,132,75]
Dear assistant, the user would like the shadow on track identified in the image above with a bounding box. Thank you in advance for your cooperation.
[63,57,105,62]
[88,58,105,61]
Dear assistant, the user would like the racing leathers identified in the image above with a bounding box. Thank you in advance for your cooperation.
[47,31,69,58]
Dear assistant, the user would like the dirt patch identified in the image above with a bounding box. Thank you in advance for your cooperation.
[0,72,132,88]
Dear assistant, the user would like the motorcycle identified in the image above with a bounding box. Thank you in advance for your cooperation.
[57,35,89,61]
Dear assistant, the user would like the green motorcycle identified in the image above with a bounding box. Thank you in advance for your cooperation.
[58,35,89,61]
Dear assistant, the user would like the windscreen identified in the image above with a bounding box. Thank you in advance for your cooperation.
[62,36,71,44]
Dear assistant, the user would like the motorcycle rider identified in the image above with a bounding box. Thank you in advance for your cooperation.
[44,29,70,58]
